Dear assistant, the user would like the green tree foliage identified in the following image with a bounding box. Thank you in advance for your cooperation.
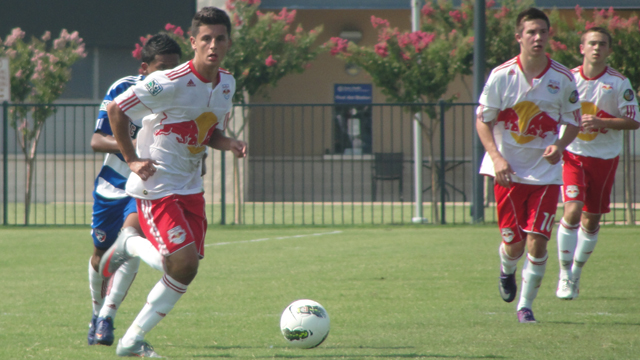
[0,28,86,224]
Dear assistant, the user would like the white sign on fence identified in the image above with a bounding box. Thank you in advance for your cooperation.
[0,57,10,102]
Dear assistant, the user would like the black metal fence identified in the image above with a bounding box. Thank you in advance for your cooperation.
[2,101,638,226]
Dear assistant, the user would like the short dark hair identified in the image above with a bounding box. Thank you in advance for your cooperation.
[141,34,182,64]
[516,8,550,33]
[190,7,232,38]
[581,26,612,47]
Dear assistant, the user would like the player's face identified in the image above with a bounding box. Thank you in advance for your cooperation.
[142,54,181,75]
[191,24,231,70]
[580,32,612,65]
[516,19,549,58]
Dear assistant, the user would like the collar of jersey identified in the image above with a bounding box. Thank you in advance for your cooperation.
[516,54,552,80]
[579,65,608,81]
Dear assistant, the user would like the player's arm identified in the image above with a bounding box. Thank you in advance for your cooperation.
[476,108,514,187]
[107,102,157,180]
[91,131,137,153]
[543,110,581,165]
[206,128,247,158]
[581,115,640,131]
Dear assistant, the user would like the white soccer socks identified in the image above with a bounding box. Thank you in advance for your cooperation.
[125,234,164,272]
[89,257,106,315]
[571,225,599,282]
[99,257,140,320]
[499,242,523,274]
[556,219,579,280]
[121,274,188,347]
[517,253,548,311]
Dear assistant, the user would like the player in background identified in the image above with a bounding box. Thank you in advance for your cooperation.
[100,7,247,357]
[87,34,181,346]
[476,8,581,323]
[556,27,640,300]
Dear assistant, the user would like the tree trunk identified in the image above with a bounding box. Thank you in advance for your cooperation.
[24,156,34,225]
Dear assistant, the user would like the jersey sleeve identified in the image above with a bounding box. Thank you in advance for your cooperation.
[560,78,581,126]
[95,78,139,135]
[617,78,640,122]
[477,69,501,122]
[215,76,236,131]
[114,73,176,121]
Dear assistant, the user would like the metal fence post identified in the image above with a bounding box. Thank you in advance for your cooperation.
[472,0,486,223]
[2,101,7,226]
[439,100,446,225]
[220,150,226,225]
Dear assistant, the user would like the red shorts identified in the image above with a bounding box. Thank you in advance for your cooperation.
[494,182,561,243]
[137,193,207,258]
[562,152,618,214]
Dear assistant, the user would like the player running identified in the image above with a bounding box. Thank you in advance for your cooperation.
[556,27,640,300]
[87,34,181,346]
[476,8,581,323]
[100,7,247,357]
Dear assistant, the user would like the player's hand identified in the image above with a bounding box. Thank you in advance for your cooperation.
[230,139,247,158]
[129,158,158,181]
[542,144,562,165]
[493,156,515,188]
[581,114,604,132]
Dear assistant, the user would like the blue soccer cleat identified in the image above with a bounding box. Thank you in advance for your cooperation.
[87,314,98,345]
[95,316,115,346]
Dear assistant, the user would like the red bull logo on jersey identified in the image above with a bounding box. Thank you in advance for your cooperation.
[222,84,231,100]
[497,101,558,144]
[547,80,560,94]
[154,112,219,154]
[577,102,611,141]
[601,83,613,93]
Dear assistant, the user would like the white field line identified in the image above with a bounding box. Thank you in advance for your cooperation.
[205,230,343,247]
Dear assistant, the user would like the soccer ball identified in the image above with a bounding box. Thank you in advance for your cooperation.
[280,299,330,349]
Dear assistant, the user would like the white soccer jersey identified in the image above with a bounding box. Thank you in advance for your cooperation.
[114,60,234,200]
[565,66,640,159]
[477,56,581,185]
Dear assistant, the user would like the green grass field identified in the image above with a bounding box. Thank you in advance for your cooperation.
[1,225,639,359]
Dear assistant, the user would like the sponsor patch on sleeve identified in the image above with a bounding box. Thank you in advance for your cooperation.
[569,90,579,104]
[99,100,111,112]
[145,79,164,96]
[624,89,635,102]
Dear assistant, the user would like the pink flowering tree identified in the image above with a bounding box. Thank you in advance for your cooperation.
[0,28,86,224]
[549,6,640,224]
[135,0,323,223]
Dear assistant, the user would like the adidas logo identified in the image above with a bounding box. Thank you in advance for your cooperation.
[187,79,196,87]
[508,69,515,76]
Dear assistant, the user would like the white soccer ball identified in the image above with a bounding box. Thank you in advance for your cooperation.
[280,299,330,349]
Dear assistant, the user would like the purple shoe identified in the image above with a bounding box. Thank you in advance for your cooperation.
[517,308,536,323]
[499,270,517,303]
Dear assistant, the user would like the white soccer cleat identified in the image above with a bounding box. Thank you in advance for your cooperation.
[556,278,574,300]
[571,278,580,300]
[116,339,162,358]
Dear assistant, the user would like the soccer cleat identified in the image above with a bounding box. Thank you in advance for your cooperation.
[572,278,580,300]
[517,308,537,323]
[556,278,574,300]
[99,227,137,279]
[87,314,98,345]
[116,339,163,358]
[499,270,517,303]
[95,316,115,346]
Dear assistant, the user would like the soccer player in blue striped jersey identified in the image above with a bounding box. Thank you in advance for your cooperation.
[87,34,182,347]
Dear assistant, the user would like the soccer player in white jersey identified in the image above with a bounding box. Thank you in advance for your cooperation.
[476,8,581,323]
[100,7,246,357]
[556,27,640,300]
[87,34,181,346]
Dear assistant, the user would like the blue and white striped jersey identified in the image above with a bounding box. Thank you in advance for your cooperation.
[94,75,144,199]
